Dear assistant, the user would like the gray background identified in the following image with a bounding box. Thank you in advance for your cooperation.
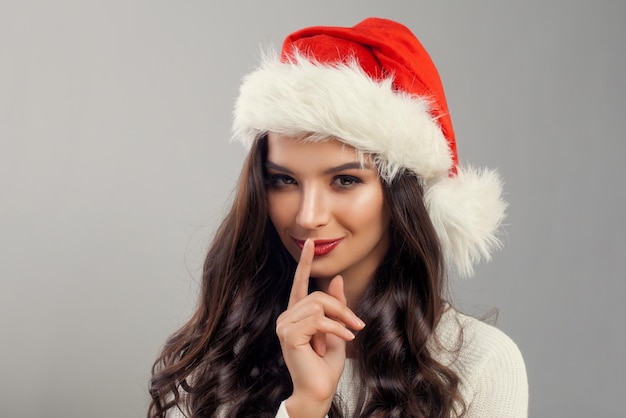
[1,1,624,417]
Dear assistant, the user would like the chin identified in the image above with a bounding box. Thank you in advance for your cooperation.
[309,257,343,280]
[309,268,338,281]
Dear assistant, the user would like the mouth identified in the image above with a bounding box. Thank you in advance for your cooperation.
[293,237,344,257]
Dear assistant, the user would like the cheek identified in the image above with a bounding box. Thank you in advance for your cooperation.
[267,194,301,259]
[340,188,387,227]
[267,193,294,230]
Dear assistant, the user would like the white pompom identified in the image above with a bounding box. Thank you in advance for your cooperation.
[424,166,507,277]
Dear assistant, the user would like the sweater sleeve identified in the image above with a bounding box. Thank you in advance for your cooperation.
[461,324,529,417]
[165,401,295,418]
[276,401,329,418]
[432,309,528,417]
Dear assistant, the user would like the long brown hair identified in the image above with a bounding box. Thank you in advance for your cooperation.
[148,135,464,417]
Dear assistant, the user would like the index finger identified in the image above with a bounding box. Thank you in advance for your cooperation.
[288,238,314,308]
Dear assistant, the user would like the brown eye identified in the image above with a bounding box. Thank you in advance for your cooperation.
[267,174,297,188]
[333,175,362,188]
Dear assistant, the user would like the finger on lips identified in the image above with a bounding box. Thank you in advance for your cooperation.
[281,238,365,348]
[288,238,314,308]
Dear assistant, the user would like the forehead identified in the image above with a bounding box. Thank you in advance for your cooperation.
[266,132,364,163]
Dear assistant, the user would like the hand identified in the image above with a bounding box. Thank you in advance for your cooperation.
[276,239,365,417]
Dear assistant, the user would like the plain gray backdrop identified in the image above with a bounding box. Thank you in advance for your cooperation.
[1,1,624,417]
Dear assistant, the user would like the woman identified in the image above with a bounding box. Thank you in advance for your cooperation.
[149,17,528,417]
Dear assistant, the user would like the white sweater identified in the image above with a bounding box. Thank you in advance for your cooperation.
[169,309,528,417]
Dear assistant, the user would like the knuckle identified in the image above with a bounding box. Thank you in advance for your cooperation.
[311,302,324,316]
[308,292,327,308]
[275,322,291,341]
[275,316,288,337]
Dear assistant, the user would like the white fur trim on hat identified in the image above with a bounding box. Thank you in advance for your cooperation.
[232,53,507,277]
[424,166,507,277]
[233,54,453,183]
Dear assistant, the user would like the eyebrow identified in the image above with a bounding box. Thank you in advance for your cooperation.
[265,161,373,175]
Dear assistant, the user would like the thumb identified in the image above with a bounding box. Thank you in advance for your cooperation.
[327,275,347,306]
[327,275,365,332]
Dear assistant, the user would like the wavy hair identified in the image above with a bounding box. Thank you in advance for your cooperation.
[148,135,465,417]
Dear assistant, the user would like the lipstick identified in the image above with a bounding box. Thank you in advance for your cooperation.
[294,238,344,257]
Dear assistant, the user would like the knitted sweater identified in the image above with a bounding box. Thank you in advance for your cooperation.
[168,309,528,417]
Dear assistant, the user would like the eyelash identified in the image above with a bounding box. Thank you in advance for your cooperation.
[333,175,362,188]
[266,174,363,189]
[266,174,296,189]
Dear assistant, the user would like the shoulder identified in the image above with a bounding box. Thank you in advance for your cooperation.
[432,307,529,417]
[434,308,527,377]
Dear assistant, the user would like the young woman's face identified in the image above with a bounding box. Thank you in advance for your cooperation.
[266,132,391,296]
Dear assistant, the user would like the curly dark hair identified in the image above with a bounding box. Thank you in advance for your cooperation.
[148,135,465,417]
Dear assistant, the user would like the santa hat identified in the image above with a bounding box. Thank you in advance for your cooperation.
[232,17,506,277]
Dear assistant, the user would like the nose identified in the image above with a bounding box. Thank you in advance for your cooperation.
[295,184,330,230]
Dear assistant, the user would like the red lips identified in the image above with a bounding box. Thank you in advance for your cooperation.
[293,238,344,256]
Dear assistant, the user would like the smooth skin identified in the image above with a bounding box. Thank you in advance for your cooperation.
[266,133,390,306]
[276,239,365,418]
[269,133,390,417]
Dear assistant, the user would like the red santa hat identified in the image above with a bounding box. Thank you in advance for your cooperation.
[232,17,506,277]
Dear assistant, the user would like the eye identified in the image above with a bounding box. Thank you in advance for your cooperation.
[333,175,362,188]
[266,174,297,189]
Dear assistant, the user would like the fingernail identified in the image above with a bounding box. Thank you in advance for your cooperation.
[354,317,366,328]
